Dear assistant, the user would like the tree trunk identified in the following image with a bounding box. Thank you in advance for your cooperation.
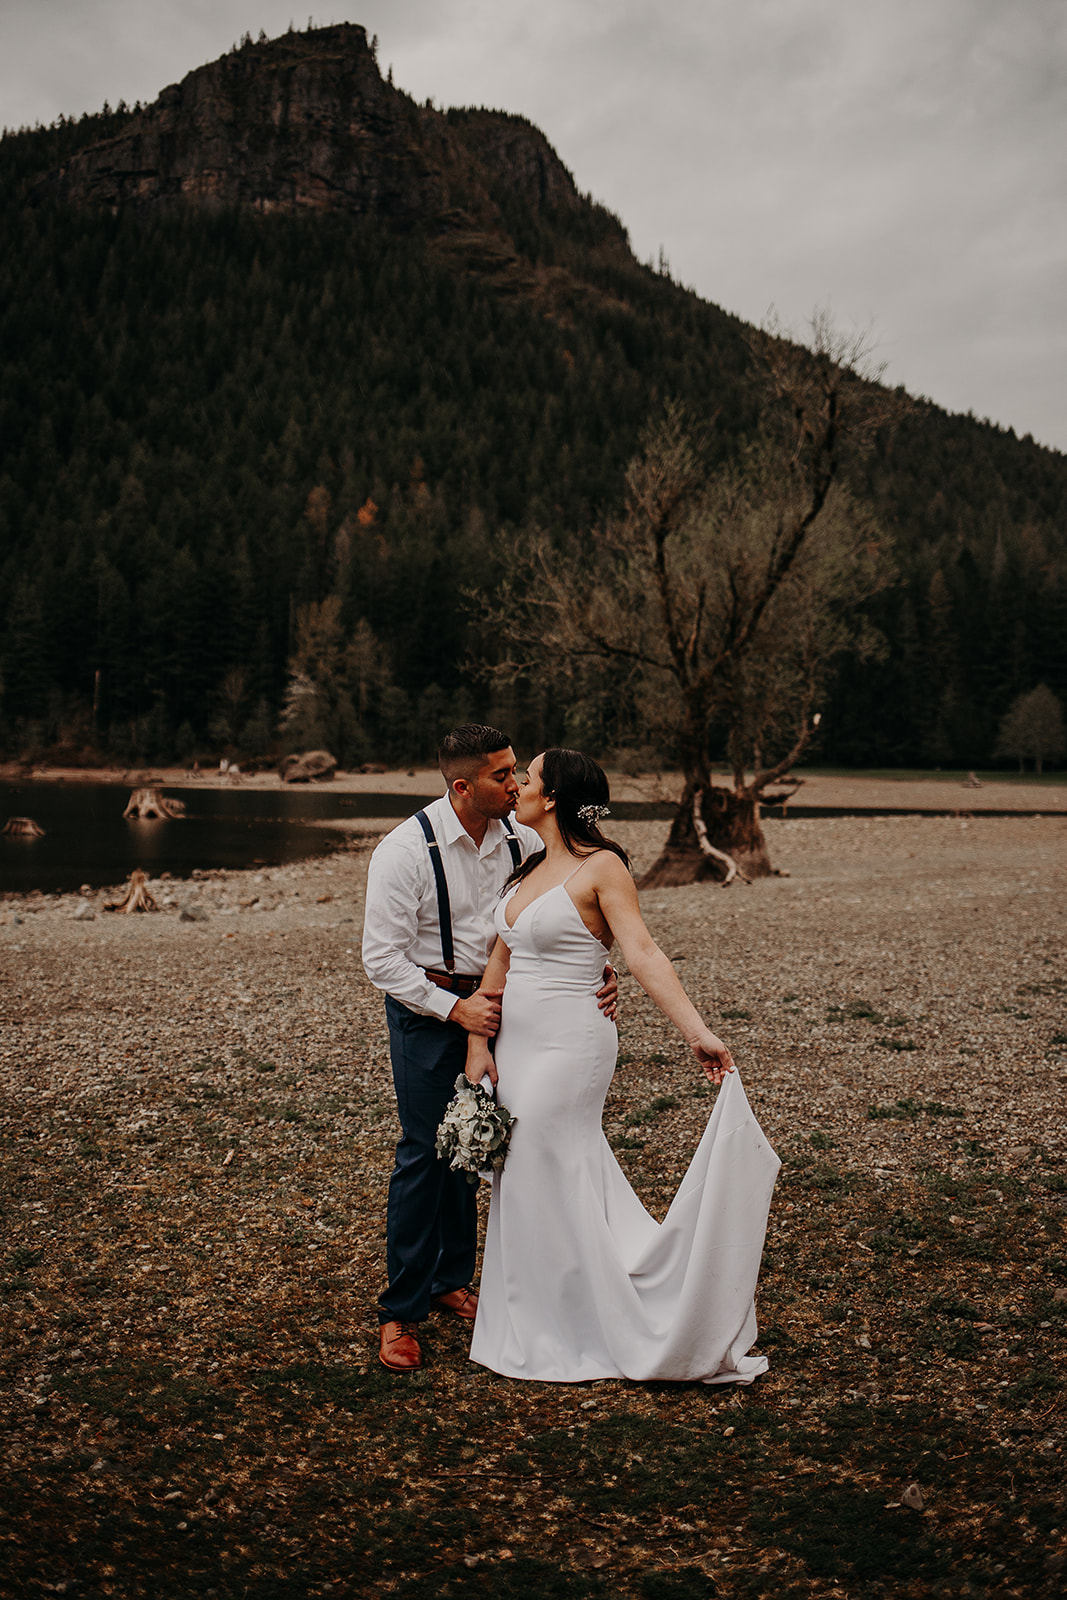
[637,783,773,888]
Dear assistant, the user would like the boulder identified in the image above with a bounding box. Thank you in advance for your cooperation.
[280,750,337,783]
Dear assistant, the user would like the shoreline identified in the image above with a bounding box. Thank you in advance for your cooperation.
[3,761,1066,814]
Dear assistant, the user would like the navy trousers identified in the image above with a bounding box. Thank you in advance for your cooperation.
[378,996,478,1325]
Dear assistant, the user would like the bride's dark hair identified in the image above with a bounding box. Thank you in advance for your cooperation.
[504,748,630,889]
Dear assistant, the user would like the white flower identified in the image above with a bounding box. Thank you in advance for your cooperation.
[435,1075,516,1185]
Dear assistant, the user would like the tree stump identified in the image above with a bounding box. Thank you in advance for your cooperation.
[104,869,159,913]
[123,788,186,819]
[2,816,45,838]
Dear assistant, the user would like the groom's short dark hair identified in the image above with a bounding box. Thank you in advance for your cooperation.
[438,723,513,780]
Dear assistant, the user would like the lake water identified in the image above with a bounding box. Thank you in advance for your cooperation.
[0,782,436,895]
[6,779,1052,895]
[7,775,1061,897]
[0,782,680,895]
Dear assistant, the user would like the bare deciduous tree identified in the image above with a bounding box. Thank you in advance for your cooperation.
[486,314,901,885]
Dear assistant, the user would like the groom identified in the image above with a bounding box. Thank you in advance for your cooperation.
[362,724,616,1371]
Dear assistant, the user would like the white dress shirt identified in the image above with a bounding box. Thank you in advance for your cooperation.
[361,793,540,1021]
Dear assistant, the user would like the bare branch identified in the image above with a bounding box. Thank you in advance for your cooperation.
[692,792,750,885]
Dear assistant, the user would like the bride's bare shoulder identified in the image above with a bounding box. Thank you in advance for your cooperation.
[585,849,634,889]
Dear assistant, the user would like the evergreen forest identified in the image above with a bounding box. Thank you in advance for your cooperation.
[2,33,1066,772]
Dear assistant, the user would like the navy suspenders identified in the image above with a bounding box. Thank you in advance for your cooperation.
[415,810,455,971]
[415,810,521,973]
[502,816,523,871]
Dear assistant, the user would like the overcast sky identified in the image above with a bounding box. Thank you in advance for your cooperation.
[3,0,1064,453]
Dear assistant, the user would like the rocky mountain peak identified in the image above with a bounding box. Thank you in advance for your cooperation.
[32,22,595,241]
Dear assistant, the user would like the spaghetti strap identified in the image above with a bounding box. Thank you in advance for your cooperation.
[562,851,605,888]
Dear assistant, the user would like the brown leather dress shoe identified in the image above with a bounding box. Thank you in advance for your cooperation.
[379,1320,422,1371]
[433,1287,479,1321]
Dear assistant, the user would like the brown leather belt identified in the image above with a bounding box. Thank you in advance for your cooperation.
[422,969,482,998]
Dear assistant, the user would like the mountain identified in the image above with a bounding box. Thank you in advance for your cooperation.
[30,23,635,313]
[1,22,1065,770]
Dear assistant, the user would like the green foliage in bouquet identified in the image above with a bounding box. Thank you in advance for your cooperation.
[435,1074,516,1186]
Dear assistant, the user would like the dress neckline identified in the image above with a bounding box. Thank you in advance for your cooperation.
[503,878,568,931]
[503,852,604,931]
[502,858,611,951]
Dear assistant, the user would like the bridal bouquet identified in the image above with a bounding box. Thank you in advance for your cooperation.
[436,1074,515,1186]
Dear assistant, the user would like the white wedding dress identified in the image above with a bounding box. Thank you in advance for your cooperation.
[469,875,781,1385]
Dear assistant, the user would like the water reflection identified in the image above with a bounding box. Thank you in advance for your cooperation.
[0,781,678,896]
[0,782,436,895]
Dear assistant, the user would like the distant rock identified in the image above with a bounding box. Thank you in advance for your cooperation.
[30,24,596,259]
[281,750,337,784]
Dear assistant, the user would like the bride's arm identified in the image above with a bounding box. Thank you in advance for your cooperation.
[465,938,511,1088]
[592,856,735,1084]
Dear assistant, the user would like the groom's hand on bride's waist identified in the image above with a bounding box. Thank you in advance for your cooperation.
[596,963,619,1022]
[450,988,504,1036]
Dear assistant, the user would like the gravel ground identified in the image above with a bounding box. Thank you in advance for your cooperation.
[2,814,1065,1196]
[2,813,1065,1597]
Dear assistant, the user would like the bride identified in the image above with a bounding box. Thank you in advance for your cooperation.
[464,748,779,1385]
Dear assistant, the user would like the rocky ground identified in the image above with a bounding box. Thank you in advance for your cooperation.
[1,810,1065,1598]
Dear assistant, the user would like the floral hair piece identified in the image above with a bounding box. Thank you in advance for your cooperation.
[577,803,611,824]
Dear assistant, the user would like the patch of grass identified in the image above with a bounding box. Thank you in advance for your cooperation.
[867,1209,928,1255]
[827,999,884,1023]
[625,1095,679,1127]
[249,1362,400,1407]
[640,1570,717,1600]
[396,1556,608,1599]
[233,1049,278,1072]
[55,1363,240,1429]
[875,1036,919,1052]
[926,1294,982,1320]
[868,1098,963,1120]
[787,1159,850,1193]
[1005,1365,1062,1403]
[6,1245,42,1272]
[808,1130,835,1150]
[750,1482,953,1583]
[720,1007,752,1021]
